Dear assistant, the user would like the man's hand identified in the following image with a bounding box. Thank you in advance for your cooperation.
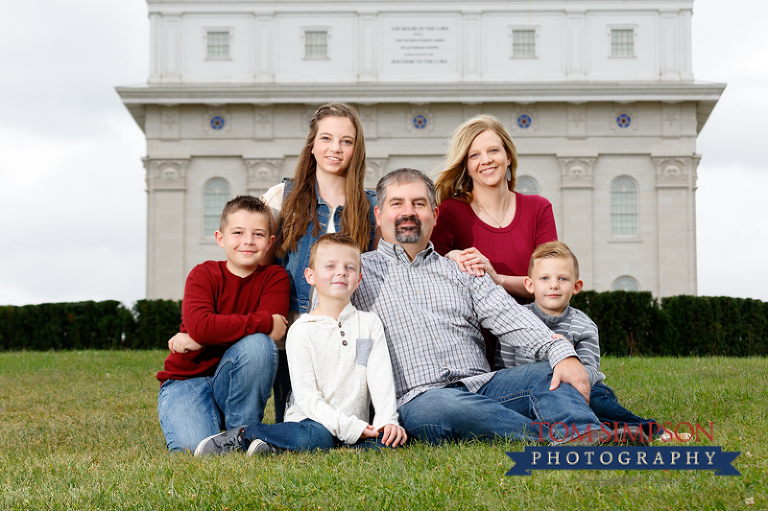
[550,356,591,404]
[168,332,203,354]
[269,314,288,341]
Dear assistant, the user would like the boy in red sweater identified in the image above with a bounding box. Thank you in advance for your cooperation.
[157,195,289,452]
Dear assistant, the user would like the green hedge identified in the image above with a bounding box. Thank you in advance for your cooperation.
[0,294,766,355]
[569,292,767,357]
[128,299,183,350]
[661,296,768,356]
[0,300,180,351]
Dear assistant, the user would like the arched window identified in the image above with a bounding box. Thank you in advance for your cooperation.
[204,178,231,236]
[612,276,639,292]
[515,176,540,195]
[610,176,638,236]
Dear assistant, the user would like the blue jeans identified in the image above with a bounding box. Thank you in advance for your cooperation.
[398,361,602,444]
[272,350,291,423]
[590,382,660,438]
[243,418,388,452]
[157,334,278,452]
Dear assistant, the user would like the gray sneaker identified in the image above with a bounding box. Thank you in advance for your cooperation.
[246,438,278,456]
[194,426,246,456]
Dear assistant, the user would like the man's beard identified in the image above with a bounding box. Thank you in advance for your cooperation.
[394,215,422,244]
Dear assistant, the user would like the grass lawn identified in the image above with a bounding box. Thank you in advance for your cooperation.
[0,351,765,510]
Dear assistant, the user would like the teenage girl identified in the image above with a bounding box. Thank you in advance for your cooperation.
[262,103,378,421]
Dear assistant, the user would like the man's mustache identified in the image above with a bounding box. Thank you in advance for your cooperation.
[395,215,422,228]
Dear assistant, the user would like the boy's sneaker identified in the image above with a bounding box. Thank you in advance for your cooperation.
[194,426,246,456]
[611,425,652,446]
[658,431,692,443]
[246,439,278,456]
[550,425,651,446]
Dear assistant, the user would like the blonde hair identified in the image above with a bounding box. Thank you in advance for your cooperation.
[308,233,361,270]
[434,114,519,205]
[528,241,580,280]
[278,103,371,255]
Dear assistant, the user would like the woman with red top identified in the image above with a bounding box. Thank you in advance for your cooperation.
[431,114,557,304]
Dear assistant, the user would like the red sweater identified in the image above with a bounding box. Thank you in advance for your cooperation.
[431,193,557,292]
[157,261,290,382]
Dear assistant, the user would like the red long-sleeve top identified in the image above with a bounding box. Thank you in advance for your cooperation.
[431,194,557,278]
[157,261,290,382]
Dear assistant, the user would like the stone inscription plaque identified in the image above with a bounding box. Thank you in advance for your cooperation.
[381,16,458,77]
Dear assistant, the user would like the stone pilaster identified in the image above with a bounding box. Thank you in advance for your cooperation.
[559,156,596,287]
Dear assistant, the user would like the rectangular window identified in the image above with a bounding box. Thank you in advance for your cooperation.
[304,30,328,59]
[204,179,230,236]
[512,30,536,58]
[611,29,634,57]
[611,178,639,236]
[207,31,230,60]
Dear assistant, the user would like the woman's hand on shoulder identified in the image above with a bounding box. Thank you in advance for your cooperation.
[448,247,501,280]
[446,249,482,276]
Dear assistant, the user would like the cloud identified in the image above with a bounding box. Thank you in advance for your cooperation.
[0,245,145,306]
[696,162,768,300]
[0,121,146,306]
[0,1,148,307]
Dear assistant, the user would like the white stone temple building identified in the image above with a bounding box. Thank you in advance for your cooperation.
[117,0,724,300]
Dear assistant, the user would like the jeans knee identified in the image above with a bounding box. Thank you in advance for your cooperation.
[230,334,278,372]
[403,399,459,428]
[407,424,454,445]
[400,393,468,441]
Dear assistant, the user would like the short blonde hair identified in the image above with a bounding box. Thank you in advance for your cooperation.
[528,241,580,280]
[308,233,362,271]
[434,114,518,205]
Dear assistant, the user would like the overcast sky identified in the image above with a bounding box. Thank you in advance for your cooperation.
[0,0,766,307]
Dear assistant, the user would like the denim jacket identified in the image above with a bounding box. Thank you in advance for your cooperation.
[277,179,377,314]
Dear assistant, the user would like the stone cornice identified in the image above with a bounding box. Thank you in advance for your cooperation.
[118,81,724,135]
[117,81,724,106]
[148,0,694,7]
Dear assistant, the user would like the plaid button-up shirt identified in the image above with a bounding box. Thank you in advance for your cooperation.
[352,239,579,407]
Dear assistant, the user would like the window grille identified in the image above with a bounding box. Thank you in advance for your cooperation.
[207,31,230,60]
[515,176,539,195]
[204,178,231,235]
[305,31,328,59]
[610,176,638,236]
[612,276,639,292]
[513,30,536,58]
[611,29,634,57]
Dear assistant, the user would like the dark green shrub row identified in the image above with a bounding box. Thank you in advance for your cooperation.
[0,300,180,351]
[130,300,183,350]
[570,292,768,356]
[661,296,768,356]
[1,294,766,355]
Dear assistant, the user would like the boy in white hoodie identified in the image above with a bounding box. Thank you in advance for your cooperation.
[195,233,407,455]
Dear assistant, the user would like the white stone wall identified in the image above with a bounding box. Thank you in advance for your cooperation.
[123,0,722,300]
[147,1,695,84]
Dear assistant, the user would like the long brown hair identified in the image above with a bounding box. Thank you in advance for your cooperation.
[434,114,518,205]
[278,103,371,254]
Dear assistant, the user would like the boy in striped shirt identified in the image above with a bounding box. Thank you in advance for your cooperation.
[502,241,659,443]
